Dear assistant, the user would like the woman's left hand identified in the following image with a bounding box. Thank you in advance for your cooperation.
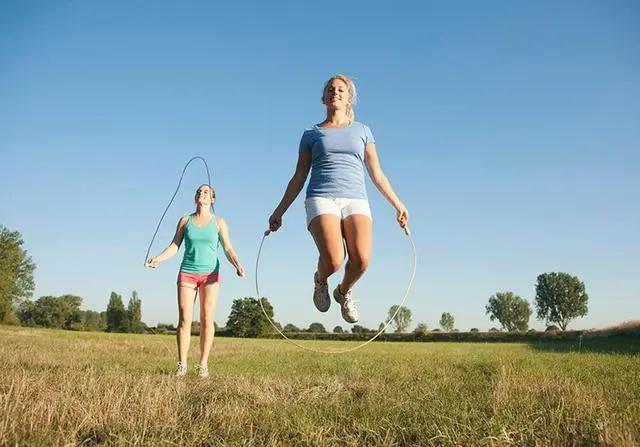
[236,264,245,277]
[395,203,409,228]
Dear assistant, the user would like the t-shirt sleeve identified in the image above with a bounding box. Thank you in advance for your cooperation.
[298,130,312,153]
[363,124,375,145]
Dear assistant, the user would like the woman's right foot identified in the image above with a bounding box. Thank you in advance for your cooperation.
[175,361,187,377]
[313,272,331,312]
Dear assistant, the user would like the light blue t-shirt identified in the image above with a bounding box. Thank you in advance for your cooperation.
[298,121,375,200]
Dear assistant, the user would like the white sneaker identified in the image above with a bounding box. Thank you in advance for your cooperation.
[175,361,187,377]
[196,364,209,378]
[333,285,359,323]
[313,272,330,312]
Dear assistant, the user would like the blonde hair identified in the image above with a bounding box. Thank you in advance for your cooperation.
[321,74,357,123]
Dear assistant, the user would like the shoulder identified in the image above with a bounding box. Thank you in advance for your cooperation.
[353,121,372,132]
[215,215,227,230]
[178,215,190,228]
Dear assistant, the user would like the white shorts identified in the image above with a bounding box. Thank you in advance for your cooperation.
[304,197,372,227]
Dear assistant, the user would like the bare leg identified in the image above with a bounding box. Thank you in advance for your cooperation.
[176,283,197,365]
[340,214,372,293]
[308,214,345,282]
[198,282,220,367]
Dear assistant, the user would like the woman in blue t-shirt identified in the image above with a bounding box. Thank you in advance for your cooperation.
[269,74,409,324]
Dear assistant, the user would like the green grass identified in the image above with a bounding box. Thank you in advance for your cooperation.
[1,325,638,446]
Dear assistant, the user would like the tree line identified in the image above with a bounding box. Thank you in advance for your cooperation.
[1,224,589,337]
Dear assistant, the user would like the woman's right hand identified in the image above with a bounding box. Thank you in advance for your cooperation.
[145,257,159,268]
[268,212,283,232]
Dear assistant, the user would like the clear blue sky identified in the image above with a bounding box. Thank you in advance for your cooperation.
[2,1,638,331]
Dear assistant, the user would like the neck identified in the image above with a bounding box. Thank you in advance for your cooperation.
[324,109,350,127]
[195,204,213,216]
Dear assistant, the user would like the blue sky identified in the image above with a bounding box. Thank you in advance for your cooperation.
[1,1,638,331]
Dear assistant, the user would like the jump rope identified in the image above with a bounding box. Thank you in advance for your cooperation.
[147,156,417,354]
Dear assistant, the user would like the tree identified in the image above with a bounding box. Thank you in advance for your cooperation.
[226,297,275,337]
[283,323,300,333]
[0,225,36,323]
[307,322,327,333]
[351,325,374,334]
[535,272,588,330]
[106,292,127,332]
[439,312,454,332]
[81,310,106,331]
[413,322,428,335]
[387,305,412,333]
[333,326,344,334]
[485,291,532,332]
[17,294,82,329]
[127,291,144,333]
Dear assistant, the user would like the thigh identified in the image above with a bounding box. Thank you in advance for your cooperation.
[199,282,220,319]
[308,213,345,262]
[342,214,373,261]
[177,283,197,318]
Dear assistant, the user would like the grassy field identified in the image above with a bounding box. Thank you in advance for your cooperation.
[1,325,638,446]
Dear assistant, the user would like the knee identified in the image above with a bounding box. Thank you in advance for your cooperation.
[177,313,192,330]
[350,253,370,274]
[322,254,344,275]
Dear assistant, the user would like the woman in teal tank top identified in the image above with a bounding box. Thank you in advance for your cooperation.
[145,184,245,378]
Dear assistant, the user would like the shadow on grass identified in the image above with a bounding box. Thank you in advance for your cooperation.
[530,333,640,355]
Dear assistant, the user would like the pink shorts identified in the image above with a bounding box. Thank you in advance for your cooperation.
[177,270,220,287]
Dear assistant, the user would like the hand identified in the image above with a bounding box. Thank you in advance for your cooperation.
[268,212,283,232]
[145,257,159,268]
[236,264,245,277]
[395,203,409,229]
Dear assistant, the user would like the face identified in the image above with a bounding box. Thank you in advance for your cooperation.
[194,185,215,206]
[323,78,350,111]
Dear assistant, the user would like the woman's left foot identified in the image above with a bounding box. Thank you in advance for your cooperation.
[196,364,209,378]
[333,285,359,323]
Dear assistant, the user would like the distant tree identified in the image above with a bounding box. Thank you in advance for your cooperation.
[127,291,144,333]
[351,325,374,334]
[333,325,344,334]
[488,327,500,332]
[470,328,479,332]
[81,310,106,331]
[191,321,201,335]
[486,291,532,332]
[283,323,300,333]
[439,312,455,332]
[413,322,428,335]
[17,294,82,329]
[545,325,560,332]
[0,225,36,324]
[106,292,127,332]
[535,272,588,330]
[226,297,275,337]
[432,328,441,332]
[307,322,327,333]
[378,322,386,333]
[387,305,412,333]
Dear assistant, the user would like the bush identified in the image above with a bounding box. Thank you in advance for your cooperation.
[546,325,560,332]
[470,328,479,332]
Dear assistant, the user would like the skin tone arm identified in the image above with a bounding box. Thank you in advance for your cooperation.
[269,150,312,231]
[364,143,409,228]
[145,216,189,268]
[216,216,245,276]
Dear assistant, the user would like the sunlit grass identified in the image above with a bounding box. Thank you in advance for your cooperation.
[1,325,638,446]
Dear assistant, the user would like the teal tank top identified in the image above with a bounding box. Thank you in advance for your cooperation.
[179,214,220,274]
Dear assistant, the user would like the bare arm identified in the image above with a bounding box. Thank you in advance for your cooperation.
[216,216,245,276]
[364,143,409,228]
[144,216,188,268]
[269,150,312,231]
